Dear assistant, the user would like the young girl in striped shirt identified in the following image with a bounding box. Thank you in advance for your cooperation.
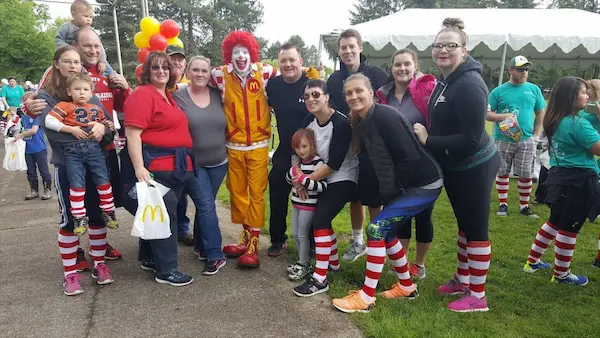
[286,128,328,281]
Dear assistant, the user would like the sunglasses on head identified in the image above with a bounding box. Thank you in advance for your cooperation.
[303,91,322,100]
[151,65,170,71]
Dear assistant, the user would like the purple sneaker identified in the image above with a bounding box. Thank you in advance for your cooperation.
[63,273,83,296]
[448,294,489,313]
[436,277,467,295]
[91,263,114,285]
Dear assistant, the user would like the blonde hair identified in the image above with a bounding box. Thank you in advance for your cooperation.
[586,79,600,101]
[435,17,468,46]
[186,56,211,73]
[71,0,92,13]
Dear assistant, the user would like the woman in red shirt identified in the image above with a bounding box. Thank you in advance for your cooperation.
[123,52,195,286]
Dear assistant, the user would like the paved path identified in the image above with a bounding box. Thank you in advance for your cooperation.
[0,141,363,338]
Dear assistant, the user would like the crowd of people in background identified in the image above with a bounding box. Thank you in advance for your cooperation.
[2,0,600,316]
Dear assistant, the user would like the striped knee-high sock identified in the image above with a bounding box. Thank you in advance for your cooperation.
[88,226,107,267]
[528,222,558,264]
[97,183,115,213]
[518,178,533,210]
[312,228,334,283]
[496,175,509,205]
[359,240,386,303]
[385,237,413,287]
[456,231,469,287]
[554,230,577,278]
[467,241,491,299]
[69,187,86,219]
[596,233,600,261]
[329,233,340,271]
[58,228,80,276]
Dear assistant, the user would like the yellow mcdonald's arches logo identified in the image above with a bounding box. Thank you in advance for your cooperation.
[9,152,16,160]
[141,205,165,222]
[247,78,261,93]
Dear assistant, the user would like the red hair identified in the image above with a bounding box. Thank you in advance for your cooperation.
[291,128,317,156]
[221,30,260,64]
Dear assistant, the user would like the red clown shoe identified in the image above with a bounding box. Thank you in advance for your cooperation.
[223,225,251,258]
[238,234,260,268]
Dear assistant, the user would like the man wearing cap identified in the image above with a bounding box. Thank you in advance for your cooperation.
[487,55,546,219]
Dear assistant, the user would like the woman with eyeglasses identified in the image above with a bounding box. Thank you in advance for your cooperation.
[121,51,196,287]
[292,79,359,298]
[412,18,500,313]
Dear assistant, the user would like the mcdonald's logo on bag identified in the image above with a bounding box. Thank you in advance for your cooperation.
[141,205,165,222]
[9,152,16,160]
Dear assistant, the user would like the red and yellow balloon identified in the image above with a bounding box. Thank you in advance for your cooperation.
[134,16,183,81]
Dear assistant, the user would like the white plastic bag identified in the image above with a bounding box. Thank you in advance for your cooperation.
[539,150,550,170]
[131,179,172,240]
[3,138,27,171]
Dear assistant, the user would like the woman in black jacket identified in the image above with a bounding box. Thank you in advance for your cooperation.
[412,18,500,313]
[332,74,443,314]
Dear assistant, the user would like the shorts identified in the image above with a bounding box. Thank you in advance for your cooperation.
[495,138,536,178]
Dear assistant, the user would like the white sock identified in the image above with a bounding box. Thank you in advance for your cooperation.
[352,229,364,246]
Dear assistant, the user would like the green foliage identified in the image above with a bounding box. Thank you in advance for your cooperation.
[0,0,55,81]
[261,36,320,67]
[547,0,599,12]
[349,0,403,25]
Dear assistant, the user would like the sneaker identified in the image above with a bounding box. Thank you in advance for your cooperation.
[448,293,489,313]
[104,243,122,260]
[267,242,288,257]
[520,206,540,219]
[178,233,194,247]
[496,204,508,216]
[101,211,119,230]
[91,263,114,285]
[409,264,427,280]
[25,190,39,200]
[140,260,156,272]
[523,260,551,273]
[551,272,589,286]
[379,282,419,299]
[593,258,600,268]
[332,291,375,313]
[293,277,329,297]
[203,259,226,276]
[288,263,311,281]
[436,277,468,295]
[63,273,83,296]
[342,239,367,262]
[41,188,52,200]
[155,270,194,286]
[73,217,89,236]
[75,249,90,272]
[194,251,207,261]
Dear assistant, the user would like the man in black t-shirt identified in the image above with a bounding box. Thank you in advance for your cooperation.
[266,44,319,256]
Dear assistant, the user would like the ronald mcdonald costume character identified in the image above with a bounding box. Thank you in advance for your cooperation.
[211,31,277,268]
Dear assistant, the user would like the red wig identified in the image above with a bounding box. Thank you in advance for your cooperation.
[221,30,260,65]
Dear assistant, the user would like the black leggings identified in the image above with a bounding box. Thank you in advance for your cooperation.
[313,181,358,230]
[443,153,500,241]
[396,204,434,243]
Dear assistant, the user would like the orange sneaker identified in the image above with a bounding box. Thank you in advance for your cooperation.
[379,282,419,300]
[332,291,375,313]
[238,236,260,268]
[223,227,251,258]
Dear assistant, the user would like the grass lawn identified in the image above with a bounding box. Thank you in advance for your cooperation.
[216,121,600,337]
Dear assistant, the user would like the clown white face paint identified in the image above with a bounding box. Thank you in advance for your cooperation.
[232,45,251,77]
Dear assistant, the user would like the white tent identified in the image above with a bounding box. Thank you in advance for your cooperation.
[322,8,600,85]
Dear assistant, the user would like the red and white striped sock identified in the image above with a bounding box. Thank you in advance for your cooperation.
[97,183,115,213]
[360,240,386,303]
[496,174,509,205]
[58,228,80,276]
[88,225,107,267]
[312,228,334,283]
[518,178,533,210]
[69,187,86,219]
[467,241,491,299]
[527,222,558,264]
[553,230,577,278]
[329,232,340,271]
[596,233,600,261]
[456,230,470,287]
[386,237,413,287]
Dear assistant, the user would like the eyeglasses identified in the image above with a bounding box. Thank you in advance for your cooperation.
[151,65,170,71]
[431,43,463,51]
[514,68,529,73]
[59,59,81,66]
[303,91,322,100]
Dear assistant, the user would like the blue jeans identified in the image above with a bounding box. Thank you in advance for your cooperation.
[188,163,228,260]
[64,141,109,189]
[176,196,191,237]
[25,149,51,189]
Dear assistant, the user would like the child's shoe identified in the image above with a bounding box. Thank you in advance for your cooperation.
[63,273,83,296]
[73,217,89,236]
[288,263,311,281]
[101,211,119,230]
[25,190,39,200]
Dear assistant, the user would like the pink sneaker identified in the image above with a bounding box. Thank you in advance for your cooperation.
[91,263,114,285]
[63,273,83,296]
[436,277,467,295]
[448,294,489,313]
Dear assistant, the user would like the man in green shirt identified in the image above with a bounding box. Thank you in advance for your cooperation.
[487,56,546,219]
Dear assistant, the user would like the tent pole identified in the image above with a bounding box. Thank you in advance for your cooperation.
[498,41,508,86]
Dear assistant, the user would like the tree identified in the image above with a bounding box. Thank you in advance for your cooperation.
[285,35,319,66]
[265,41,282,60]
[349,0,403,24]
[547,0,599,12]
[0,0,55,81]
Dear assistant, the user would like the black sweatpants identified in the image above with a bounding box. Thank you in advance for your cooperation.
[396,204,435,243]
[268,163,292,244]
[313,181,358,230]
